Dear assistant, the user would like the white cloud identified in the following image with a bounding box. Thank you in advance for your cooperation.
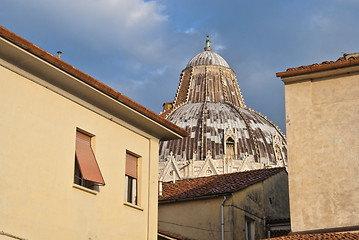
[154,66,168,75]
[184,28,196,34]
[310,13,334,32]
[213,44,225,52]
[28,0,169,64]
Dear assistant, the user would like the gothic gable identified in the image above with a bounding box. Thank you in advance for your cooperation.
[197,151,219,177]
[160,152,182,182]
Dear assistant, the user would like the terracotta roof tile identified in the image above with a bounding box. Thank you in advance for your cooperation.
[0,25,189,139]
[159,167,286,202]
[269,230,291,238]
[262,232,359,240]
[276,56,359,78]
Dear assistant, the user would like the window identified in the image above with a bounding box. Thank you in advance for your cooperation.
[225,137,235,158]
[125,152,138,204]
[74,130,105,191]
[245,217,255,240]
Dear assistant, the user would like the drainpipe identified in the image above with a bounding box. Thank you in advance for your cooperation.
[221,196,227,240]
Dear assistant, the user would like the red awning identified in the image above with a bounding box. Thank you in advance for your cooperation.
[75,131,105,185]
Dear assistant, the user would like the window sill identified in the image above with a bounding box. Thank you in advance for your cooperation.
[72,184,98,195]
[124,202,143,211]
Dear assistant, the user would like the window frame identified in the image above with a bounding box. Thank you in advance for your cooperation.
[245,216,255,240]
[225,137,235,158]
[73,129,105,192]
[125,151,140,206]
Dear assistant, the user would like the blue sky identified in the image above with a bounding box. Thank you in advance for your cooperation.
[2,0,359,133]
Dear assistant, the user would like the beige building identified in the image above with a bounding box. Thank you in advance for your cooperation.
[158,168,290,240]
[0,26,187,240]
[276,53,359,236]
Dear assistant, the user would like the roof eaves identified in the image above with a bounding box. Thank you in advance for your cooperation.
[276,57,359,78]
[159,192,232,204]
[0,25,189,138]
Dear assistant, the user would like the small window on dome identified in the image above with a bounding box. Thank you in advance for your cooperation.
[225,137,235,159]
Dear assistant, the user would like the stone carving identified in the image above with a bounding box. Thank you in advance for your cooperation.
[272,134,285,166]
[197,151,219,177]
[160,152,182,182]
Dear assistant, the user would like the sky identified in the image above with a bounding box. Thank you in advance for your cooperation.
[2,0,359,134]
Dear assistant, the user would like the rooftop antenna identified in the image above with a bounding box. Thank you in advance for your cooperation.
[204,36,211,51]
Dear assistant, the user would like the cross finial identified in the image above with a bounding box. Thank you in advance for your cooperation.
[204,35,211,51]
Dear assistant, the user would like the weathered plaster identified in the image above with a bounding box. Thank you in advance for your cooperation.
[283,71,359,232]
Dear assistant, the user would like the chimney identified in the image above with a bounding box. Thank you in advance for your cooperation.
[343,52,359,60]
[57,51,62,59]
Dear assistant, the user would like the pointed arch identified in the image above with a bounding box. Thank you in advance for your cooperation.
[159,153,182,182]
[238,154,255,172]
[197,151,219,177]
[224,129,237,159]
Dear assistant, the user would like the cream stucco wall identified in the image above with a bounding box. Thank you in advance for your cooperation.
[284,70,359,232]
[0,63,159,239]
[159,197,232,240]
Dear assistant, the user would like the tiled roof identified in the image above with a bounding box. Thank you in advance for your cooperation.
[159,167,286,202]
[276,55,359,78]
[262,232,359,240]
[269,230,291,238]
[0,25,188,139]
[158,230,193,240]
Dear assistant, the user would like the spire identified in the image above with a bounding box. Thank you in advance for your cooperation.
[204,35,211,51]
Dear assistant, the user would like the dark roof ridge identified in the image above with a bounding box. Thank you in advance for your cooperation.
[262,232,359,240]
[164,167,286,183]
[277,55,359,78]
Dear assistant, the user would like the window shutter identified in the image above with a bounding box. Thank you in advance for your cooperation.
[75,131,105,185]
[126,153,137,178]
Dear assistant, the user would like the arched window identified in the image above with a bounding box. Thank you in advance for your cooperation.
[225,137,235,159]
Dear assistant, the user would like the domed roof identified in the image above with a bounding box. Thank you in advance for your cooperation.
[159,36,286,181]
[160,102,285,164]
[186,36,230,68]
[186,50,230,68]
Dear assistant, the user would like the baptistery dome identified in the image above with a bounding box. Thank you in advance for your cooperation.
[186,50,230,68]
[159,37,286,182]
